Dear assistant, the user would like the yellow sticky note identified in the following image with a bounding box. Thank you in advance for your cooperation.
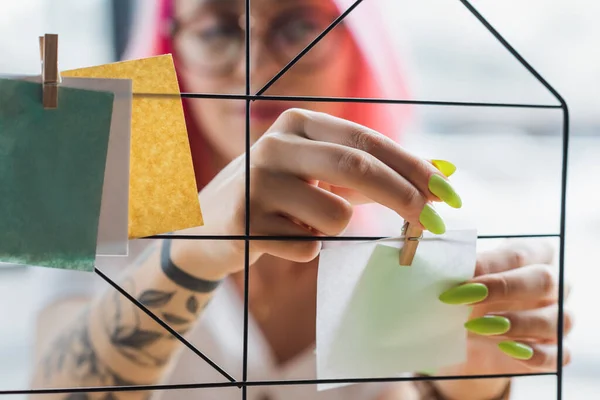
[63,55,203,238]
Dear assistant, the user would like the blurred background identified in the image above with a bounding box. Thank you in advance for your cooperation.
[0,0,598,398]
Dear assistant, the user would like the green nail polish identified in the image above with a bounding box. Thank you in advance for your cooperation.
[498,341,533,360]
[431,159,457,177]
[439,283,488,305]
[428,174,462,208]
[417,368,438,376]
[465,316,511,336]
[419,204,446,234]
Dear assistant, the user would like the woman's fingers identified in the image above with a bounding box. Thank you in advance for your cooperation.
[249,214,322,263]
[322,184,374,206]
[475,240,555,276]
[253,169,354,236]
[270,109,462,208]
[498,342,571,371]
[464,306,574,342]
[440,264,558,306]
[504,307,574,342]
[252,132,444,232]
[476,264,559,305]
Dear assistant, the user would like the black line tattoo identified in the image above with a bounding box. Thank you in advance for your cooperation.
[160,239,223,293]
[139,290,175,308]
[64,391,142,400]
[64,394,89,400]
[186,295,199,314]
[42,308,140,393]
[103,279,171,368]
[162,313,191,325]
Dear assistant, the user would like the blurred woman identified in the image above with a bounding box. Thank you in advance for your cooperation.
[31,0,572,399]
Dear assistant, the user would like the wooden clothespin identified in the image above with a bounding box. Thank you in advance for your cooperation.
[399,221,423,266]
[39,34,60,109]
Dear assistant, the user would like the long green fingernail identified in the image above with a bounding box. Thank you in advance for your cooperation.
[439,283,488,305]
[498,341,534,360]
[419,204,446,234]
[428,174,462,208]
[417,368,438,376]
[432,159,457,177]
[465,316,511,336]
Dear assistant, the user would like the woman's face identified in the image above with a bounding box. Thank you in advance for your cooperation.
[174,0,357,164]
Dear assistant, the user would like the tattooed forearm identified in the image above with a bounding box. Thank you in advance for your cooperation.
[32,239,221,400]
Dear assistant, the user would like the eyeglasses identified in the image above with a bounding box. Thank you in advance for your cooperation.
[171,5,348,77]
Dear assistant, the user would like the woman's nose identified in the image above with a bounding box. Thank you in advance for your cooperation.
[234,39,283,93]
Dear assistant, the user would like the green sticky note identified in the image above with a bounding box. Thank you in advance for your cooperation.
[0,78,114,271]
[317,231,477,391]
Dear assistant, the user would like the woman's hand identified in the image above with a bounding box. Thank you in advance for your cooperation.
[433,240,573,399]
[176,109,461,279]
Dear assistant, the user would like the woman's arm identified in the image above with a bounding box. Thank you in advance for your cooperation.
[419,379,511,399]
[375,379,510,400]
[30,239,227,400]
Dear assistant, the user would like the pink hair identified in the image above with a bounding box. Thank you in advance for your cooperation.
[125,0,411,192]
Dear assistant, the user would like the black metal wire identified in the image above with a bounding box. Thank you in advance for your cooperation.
[109,0,569,389]
[243,0,251,398]
[133,92,562,109]
[556,104,569,400]
[458,3,568,398]
[0,372,555,396]
[18,0,567,397]
[146,233,560,241]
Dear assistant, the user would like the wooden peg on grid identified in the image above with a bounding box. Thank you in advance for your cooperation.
[399,221,423,266]
[39,34,59,109]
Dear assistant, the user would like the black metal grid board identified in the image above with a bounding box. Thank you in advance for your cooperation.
[1,0,569,398]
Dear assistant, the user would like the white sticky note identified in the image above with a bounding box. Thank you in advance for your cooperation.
[61,77,132,256]
[316,230,477,391]
[0,74,132,256]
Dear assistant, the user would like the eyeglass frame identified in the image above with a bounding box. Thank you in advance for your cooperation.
[168,7,351,78]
